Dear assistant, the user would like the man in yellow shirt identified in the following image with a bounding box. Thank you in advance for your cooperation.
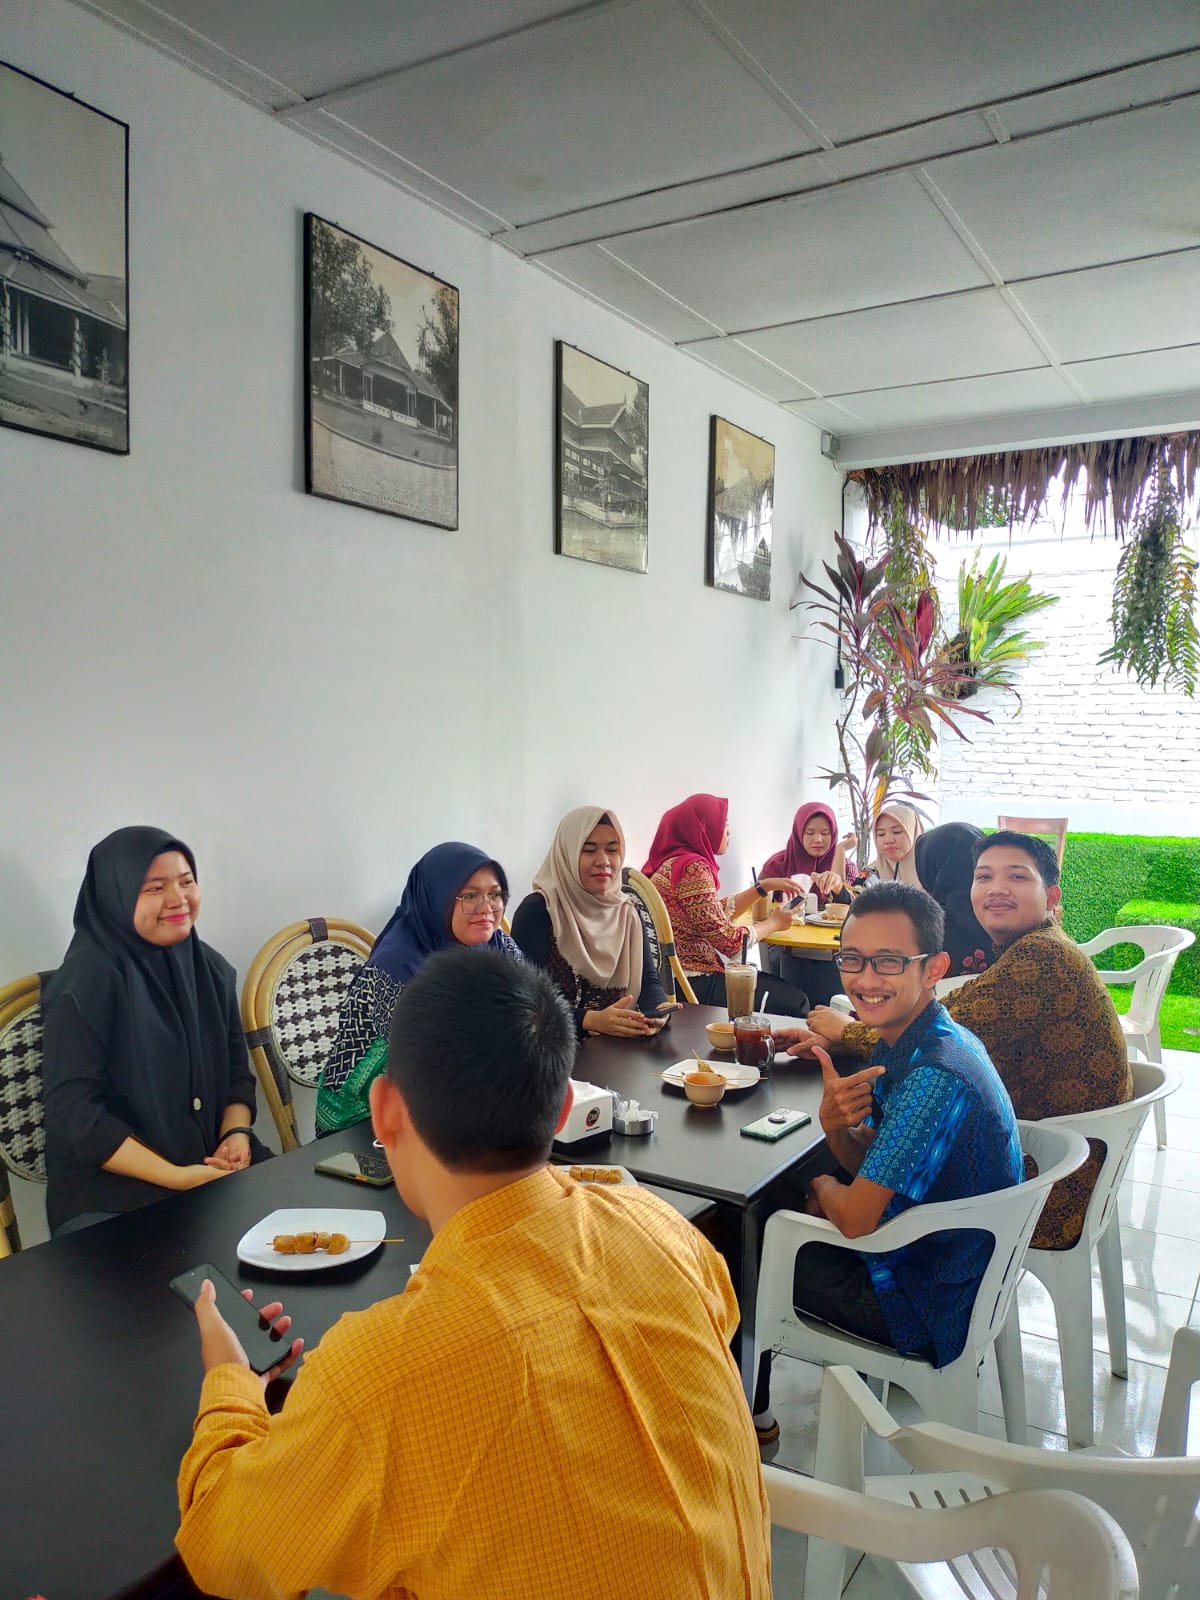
[176,947,771,1600]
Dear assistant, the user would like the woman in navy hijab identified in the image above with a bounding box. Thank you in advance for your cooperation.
[316,842,521,1133]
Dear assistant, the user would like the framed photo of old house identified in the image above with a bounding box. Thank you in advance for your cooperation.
[706,415,774,601]
[304,213,459,529]
[555,341,648,573]
[0,61,129,454]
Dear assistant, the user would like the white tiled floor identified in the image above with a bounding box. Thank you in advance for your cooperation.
[767,1047,1198,1597]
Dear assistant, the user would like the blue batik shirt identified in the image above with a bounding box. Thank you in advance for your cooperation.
[856,1000,1022,1368]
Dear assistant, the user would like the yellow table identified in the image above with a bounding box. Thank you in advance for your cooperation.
[734,908,843,954]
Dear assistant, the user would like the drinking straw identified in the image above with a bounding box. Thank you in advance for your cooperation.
[740,930,749,963]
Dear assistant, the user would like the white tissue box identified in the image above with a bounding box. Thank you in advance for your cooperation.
[557,1080,613,1143]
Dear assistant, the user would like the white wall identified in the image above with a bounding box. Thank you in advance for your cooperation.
[930,521,1200,836]
[1,1,843,980]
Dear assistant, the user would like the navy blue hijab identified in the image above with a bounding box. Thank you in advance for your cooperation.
[369,842,509,983]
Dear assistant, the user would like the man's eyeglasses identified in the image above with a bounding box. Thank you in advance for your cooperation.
[833,952,931,976]
[454,890,506,911]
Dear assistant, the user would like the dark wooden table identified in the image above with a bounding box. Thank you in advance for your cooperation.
[567,1004,830,1394]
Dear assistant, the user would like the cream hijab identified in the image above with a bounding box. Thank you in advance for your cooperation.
[869,802,924,885]
[532,806,644,994]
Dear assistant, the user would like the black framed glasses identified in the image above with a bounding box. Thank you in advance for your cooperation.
[454,890,506,911]
[833,952,931,976]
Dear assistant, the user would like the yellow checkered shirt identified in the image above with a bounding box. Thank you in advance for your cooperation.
[177,1167,771,1599]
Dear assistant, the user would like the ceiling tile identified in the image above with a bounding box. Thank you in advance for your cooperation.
[1012,250,1200,363]
[541,245,723,343]
[736,288,1046,393]
[330,0,815,227]
[925,97,1200,280]
[607,172,989,330]
[700,0,1200,144]
[1066,345,1200,403]
[782,396,874,432]
[682,339,813,402]
[829,367,1079,430]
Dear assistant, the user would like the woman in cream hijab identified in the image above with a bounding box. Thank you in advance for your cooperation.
[511,806,672,1037]
[867,801,924,883]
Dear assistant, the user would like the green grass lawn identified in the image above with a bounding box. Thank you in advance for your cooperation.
[1108,986,1200,1053]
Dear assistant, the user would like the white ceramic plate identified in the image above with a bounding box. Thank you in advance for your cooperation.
[804,914,846,928]
[237,1207,388,1271]
[559,1163,638,1186]
[661,1060,761,1090]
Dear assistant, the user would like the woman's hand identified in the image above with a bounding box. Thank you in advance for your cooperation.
[582,996,659,1037]
[760,876,805,896]
[759,906,793,937]
[206,1131,252,1172]
[811,870,844,896]
[805,1005,853,1043]
[173,1163,231,1191]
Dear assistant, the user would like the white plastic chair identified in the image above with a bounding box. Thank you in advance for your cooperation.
[754,1122,1088,1443]
[807,1334,1200,1599]
[765,1458,1137,1600]
[1078,926,1195,1149]
[996,1061,1180,1447]
[935,974,975,1000]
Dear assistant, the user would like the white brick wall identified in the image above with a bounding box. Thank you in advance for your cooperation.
[927,521,1200,836]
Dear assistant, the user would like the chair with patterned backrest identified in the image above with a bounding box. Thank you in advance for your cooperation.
[621,868,697,1005]
[0,971,53,1256]
[241,919,374,1153]
[996,815,1068,867]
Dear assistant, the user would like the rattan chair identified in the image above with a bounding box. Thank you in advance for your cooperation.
[241,919,374,1152]
[621,868,697,1005]
[0,971,53,1255]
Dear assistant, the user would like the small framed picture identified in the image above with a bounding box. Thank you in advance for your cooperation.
[706,415,775,601]
[0,61,129,454]
[555,340,648,573]
[304,213,459,529]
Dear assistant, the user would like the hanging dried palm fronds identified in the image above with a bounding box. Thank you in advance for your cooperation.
[849,431,1200,535]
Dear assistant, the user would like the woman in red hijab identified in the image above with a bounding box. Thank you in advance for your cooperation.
[643,794,812,1016]
[760,802,855,1009]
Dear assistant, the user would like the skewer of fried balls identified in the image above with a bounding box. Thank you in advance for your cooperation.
[271,1230,406,1254]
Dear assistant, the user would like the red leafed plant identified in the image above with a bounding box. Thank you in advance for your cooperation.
[795,531,990,852]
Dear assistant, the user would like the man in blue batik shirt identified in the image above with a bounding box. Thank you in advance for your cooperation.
[755,880,1022,1443]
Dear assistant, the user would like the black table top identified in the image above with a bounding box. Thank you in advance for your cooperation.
[565,1004,825,1206]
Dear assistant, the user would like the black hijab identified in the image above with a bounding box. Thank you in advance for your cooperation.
[914,822,992,977]
[43,825,236,1163]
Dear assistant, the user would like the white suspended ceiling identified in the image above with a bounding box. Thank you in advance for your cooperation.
[72,0,1200,464]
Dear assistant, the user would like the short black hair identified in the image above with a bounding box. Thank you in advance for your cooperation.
[386,946,575,1173]
[844,880,945,954]
[974,830,1060,888]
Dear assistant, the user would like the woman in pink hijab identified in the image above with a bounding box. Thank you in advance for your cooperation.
[643,794,812,1016]
[760,802,856,1010]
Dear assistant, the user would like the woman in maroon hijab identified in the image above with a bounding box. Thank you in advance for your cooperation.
[643,794,812,1016]
[759,802,854,1008]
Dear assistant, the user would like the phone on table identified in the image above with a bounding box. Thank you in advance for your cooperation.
[314,1149,395,1187]
[169,1262,294,1374]
[740,1108,813,1142]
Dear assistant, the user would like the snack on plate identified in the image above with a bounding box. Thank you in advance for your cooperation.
[271,1231,351,1255]
[568,1165,622,1184]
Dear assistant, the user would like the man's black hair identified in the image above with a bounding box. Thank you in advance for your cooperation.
[844,880,945,954]
[973,830,1061,888]
[386,946,575,1173]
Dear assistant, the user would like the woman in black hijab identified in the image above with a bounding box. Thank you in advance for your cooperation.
[914,821,993,976]
[41,826,268,1235]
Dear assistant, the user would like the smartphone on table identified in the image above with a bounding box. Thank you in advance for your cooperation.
[169,1262,295,1374]
[740,1108,813,1142]
[314,1149,395,1187]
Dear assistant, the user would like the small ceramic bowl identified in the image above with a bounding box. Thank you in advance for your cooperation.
[705,1020,736,1052]
[684,1071,727,1107]
[824,900,850,923]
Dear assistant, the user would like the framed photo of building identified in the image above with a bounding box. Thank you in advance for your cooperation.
[0,62,129,454]
[555,341,648,573]
[706,415,774,601]
[304,214,458,529]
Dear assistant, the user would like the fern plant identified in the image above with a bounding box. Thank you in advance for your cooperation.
[1101,470,1199,696]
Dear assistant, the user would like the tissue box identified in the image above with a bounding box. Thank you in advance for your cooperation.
[557,1079,613,1144]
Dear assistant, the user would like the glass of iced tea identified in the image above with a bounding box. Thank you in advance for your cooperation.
[733,1012,773,1068]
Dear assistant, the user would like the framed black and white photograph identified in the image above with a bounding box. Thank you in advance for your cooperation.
[706,415,774,601]
[304,213,458,529]
[555,341,648,573]
[0,62,129,455]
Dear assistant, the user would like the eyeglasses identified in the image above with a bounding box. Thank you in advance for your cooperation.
[834,952,931,975]
[454,890,506,911]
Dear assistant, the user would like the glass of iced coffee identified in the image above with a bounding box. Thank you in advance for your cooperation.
[724,962,756,1021]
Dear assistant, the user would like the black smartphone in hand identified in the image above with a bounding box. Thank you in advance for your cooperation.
[169,1262,294,1374]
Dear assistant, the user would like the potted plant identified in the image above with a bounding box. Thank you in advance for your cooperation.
[1101,468,1199,695]
[943,553,1057,699]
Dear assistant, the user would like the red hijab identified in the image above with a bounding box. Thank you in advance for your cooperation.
[761,802,839,878]
[642,794,728,888]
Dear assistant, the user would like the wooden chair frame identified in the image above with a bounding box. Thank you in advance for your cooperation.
[241,919,374,1153]
[0,972,51,1257]
[996,815,1068,866]
[621,868,698,1004]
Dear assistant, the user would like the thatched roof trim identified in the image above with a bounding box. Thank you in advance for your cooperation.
[849,431,1200,535]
